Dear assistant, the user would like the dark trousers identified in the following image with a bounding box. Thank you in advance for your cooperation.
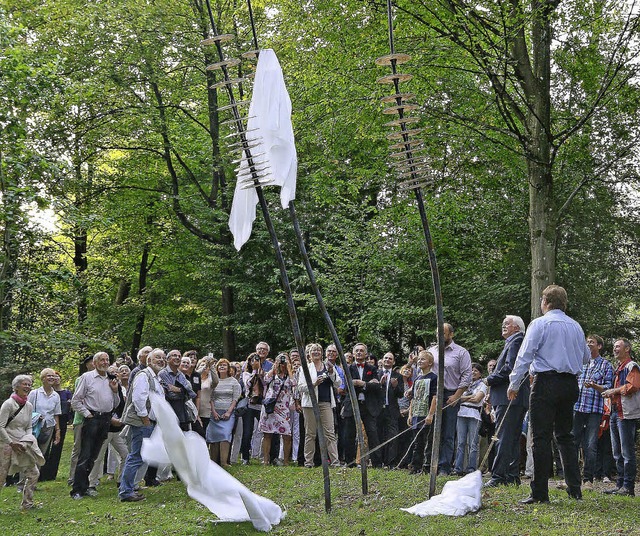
[335,404,346,462]
[71,414,110,496]
[377,406,399,466]
[492,404,526,484]
[39,414,69,481]
[344,403,382,467]
[410,420,433,470]
[529,373,581,500]
[438,389,459,473]
[595,426,615,479]
[241,408,261,462]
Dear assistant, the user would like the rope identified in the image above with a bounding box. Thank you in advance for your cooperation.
[357,374,529,470]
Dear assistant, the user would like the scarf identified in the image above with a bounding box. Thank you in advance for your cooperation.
[11,392,28,405]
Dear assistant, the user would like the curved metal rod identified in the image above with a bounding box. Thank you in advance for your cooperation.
[289,201,369,494]
[203,0,333,511]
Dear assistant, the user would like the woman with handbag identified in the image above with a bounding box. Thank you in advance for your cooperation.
[206,359,241,467]
[297,343,341,467]
[240,353,265,465]
[258,354,295,465]
[0,375,45,510]
[27,368,61,466]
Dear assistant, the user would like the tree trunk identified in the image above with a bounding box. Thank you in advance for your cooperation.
[0,148,20,361]
[131,237,154,356]
[526,0,556,319]
[527,160,556,319]
[73,225,88,326]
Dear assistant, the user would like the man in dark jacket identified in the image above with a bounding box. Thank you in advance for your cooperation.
[484,315,528,487]
[342,343,383,468]
[376,352,404,467]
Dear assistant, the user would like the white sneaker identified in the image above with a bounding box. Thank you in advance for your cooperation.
[602,476,612,484]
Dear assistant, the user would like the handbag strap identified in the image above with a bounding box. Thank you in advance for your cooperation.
[271,376,286,402]
[6,401,27,427]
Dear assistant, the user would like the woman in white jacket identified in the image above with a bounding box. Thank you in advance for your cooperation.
[296,343,341,467]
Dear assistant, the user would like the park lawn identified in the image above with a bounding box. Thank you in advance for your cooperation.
[1,437,637,535]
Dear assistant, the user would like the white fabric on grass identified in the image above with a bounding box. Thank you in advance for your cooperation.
[228,48,297,251]
[142,392,284,532]
[401,470,482,517]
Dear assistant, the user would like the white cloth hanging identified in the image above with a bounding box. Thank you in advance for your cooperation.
[401,470,483,517]
[229,48,297,250]
[142,393,285,532]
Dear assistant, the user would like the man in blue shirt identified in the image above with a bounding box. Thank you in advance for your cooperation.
[572,335,613,489]
[508,285,590,504]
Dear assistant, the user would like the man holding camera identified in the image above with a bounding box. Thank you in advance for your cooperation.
[70,351,120,500]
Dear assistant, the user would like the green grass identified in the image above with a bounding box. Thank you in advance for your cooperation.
[2,438,639,535]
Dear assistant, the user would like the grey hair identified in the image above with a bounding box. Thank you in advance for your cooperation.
[12,374,33,391]
[505,315,526,334]
[93,351,110,362]
[137,346,153,359]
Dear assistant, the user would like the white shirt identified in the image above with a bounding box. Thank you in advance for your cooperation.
[28,387,61,427]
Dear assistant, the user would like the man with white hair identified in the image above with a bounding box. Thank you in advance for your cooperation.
[129,346,153,383]
[484,315,528,487]
[256,341,273,372]
[70,352,120,499]
[119,349,166,502]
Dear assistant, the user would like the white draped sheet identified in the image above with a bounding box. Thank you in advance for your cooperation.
[142,393,285,532]
[401,470,483,517]
[228,48,297,251]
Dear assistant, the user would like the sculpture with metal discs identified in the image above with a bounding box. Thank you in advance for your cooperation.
[375,0,447,499]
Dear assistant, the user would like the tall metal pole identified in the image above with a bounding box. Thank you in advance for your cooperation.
[379,0,446,498]
[289,201,369,494]
[415,189,446,499]
[202,0,333,511]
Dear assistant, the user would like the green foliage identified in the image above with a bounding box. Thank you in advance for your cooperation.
[0,0,639,378]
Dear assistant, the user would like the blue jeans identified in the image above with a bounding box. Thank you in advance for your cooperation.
[572,411,601,482]
[454,416,480,473]
[609,412,637,490]
[119,424,154,499]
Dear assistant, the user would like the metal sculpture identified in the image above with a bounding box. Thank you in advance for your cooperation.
[375,0,447,499]
[200,0,333,511]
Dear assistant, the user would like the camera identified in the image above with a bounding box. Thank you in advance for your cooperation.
[278,354,287,364]
[107,372,117,380]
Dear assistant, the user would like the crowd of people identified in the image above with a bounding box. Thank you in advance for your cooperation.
[1,285,638,510]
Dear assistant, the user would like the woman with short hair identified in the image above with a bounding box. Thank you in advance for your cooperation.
[28,368,61,466]
[206,359,241,468]
[258,354,295,465]
[297,343,341,467]
[194,356,219,438]
[240,353,265,465]
[0,375,45,510]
